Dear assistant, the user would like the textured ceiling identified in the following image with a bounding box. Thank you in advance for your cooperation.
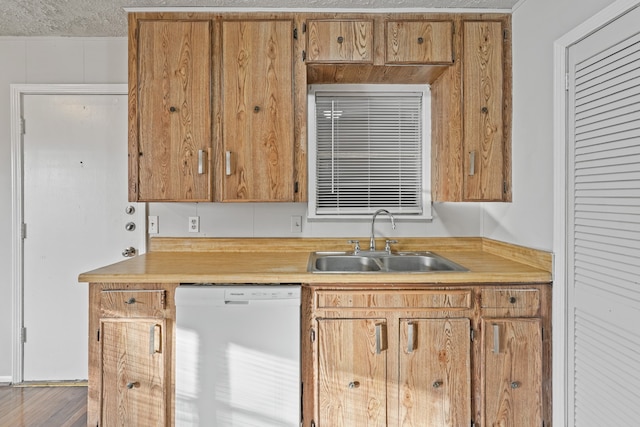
[0,0,519,37]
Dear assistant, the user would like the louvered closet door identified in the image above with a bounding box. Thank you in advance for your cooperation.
[567,5,640,426]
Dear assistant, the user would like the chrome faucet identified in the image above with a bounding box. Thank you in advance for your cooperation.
[369,209,396,251]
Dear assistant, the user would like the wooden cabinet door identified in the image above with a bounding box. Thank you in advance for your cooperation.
[482,318,542,427]
[399,318,471,427]
[306,20,374,63]
[134,20,212,201]
[221,20,295,201]
[100,319,166,426]
[317,318,387,426]
[386,21,453,64]
[462,21,505,201]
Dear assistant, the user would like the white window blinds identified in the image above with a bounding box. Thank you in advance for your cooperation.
[309,87,429,217]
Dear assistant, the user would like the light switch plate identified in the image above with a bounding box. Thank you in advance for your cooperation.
[291,215,302,233]
[148,216,159,234]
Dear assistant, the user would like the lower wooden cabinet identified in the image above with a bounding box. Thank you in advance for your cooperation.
[302,284,550,427]
[100,318,166,426]
[88,284,177,427]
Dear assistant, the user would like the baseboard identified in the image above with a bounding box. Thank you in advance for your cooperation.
[0,376,12,384]
[14,380,88,387]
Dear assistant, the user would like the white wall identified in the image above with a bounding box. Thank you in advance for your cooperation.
[482,0,616,251]
[0,37,481,380]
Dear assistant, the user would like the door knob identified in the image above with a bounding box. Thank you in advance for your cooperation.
[122,247,136,257]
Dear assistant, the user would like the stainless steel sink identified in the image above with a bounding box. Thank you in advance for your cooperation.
[309,251,467,273]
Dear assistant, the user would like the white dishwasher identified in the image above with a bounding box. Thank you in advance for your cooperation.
[175,284,301,427]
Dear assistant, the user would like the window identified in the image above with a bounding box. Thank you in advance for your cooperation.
[308,84,431,219]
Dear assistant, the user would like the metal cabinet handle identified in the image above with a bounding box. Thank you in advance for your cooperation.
[225,151,232,176]
[337,36,344,44]
[124,297,136,304]
[198,149,206,175]
[126,381,139,389]
[407,322,415,353]
[169,106,176,112]
[417,37,424,44]
[469,151,476,176]
[493,324,500,353]
[149,324,161,354]
[375,323,386,354]
[348,381,360,389]
[432,381,443,388]
[511,381,521,389]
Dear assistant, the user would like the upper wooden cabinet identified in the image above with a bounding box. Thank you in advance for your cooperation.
[221,19,296,202]
[306,19,374,63]
[385,20,454,64]
[432,17,511,202]
[129,19,213,202]
[462,21,506,201]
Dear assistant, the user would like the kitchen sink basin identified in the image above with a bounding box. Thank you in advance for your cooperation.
[309,251,467,273]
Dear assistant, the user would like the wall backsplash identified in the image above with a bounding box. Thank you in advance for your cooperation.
[146,202,483,241]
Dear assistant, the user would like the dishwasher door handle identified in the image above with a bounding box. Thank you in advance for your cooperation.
[225,300,250,305]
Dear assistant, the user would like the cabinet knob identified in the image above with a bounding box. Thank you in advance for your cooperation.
[432,381,443,389]
[509,296,517,304]
[417,37,424,44]
[337,36,344,44]
[348,381,360,389]
[511,381,521,389]
[126,381,139,389]
[169,106,177,112]
[125,222,136,232]
[481,106,489,114]
[254,106,260,113]
[124,297,136,304]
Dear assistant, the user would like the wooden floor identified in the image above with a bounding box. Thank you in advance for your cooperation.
[0,385,87,427]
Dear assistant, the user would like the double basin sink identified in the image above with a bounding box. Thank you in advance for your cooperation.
[308,251,467,273]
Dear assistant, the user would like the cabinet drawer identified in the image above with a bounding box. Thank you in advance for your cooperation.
[386,20,454,64]
[101,290,166,317]
[317,290,472,309]
[481,289,540,312]
[306,20,374,63]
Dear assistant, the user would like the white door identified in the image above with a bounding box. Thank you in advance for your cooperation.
[566,4,640,426]
[21,92,145,381]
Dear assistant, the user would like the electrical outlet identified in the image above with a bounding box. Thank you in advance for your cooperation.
[148,216,159,234]
[188,216,200,233]
[291,215,302,233]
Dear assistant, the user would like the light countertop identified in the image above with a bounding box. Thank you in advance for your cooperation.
[78,237,552,285]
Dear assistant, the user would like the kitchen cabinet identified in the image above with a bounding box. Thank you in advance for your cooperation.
[304,288,474,427]
[128,18,213,202]
[480,288,544,427]
[88,285,176,427]
[221,19,296,201]
[302,284,548,427]
[306,19,374,63]
[432,17,511,202]
[385,20,454,64]
[462,20,507,201]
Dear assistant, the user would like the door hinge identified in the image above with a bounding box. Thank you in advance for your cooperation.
[97,329,100,342]
[302,50,306,61]
[311,421,316,427]
[20,117,26,135]
[303,22,307,33]
[503,181,508,194]
[565,73,570,91]
[21,223,27,239]
[294,181,299,193]
[293,28,298,40]
[310,328,315,343]
[470,328,474,342]
[503,28,509,41]
[21,327,27,343]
